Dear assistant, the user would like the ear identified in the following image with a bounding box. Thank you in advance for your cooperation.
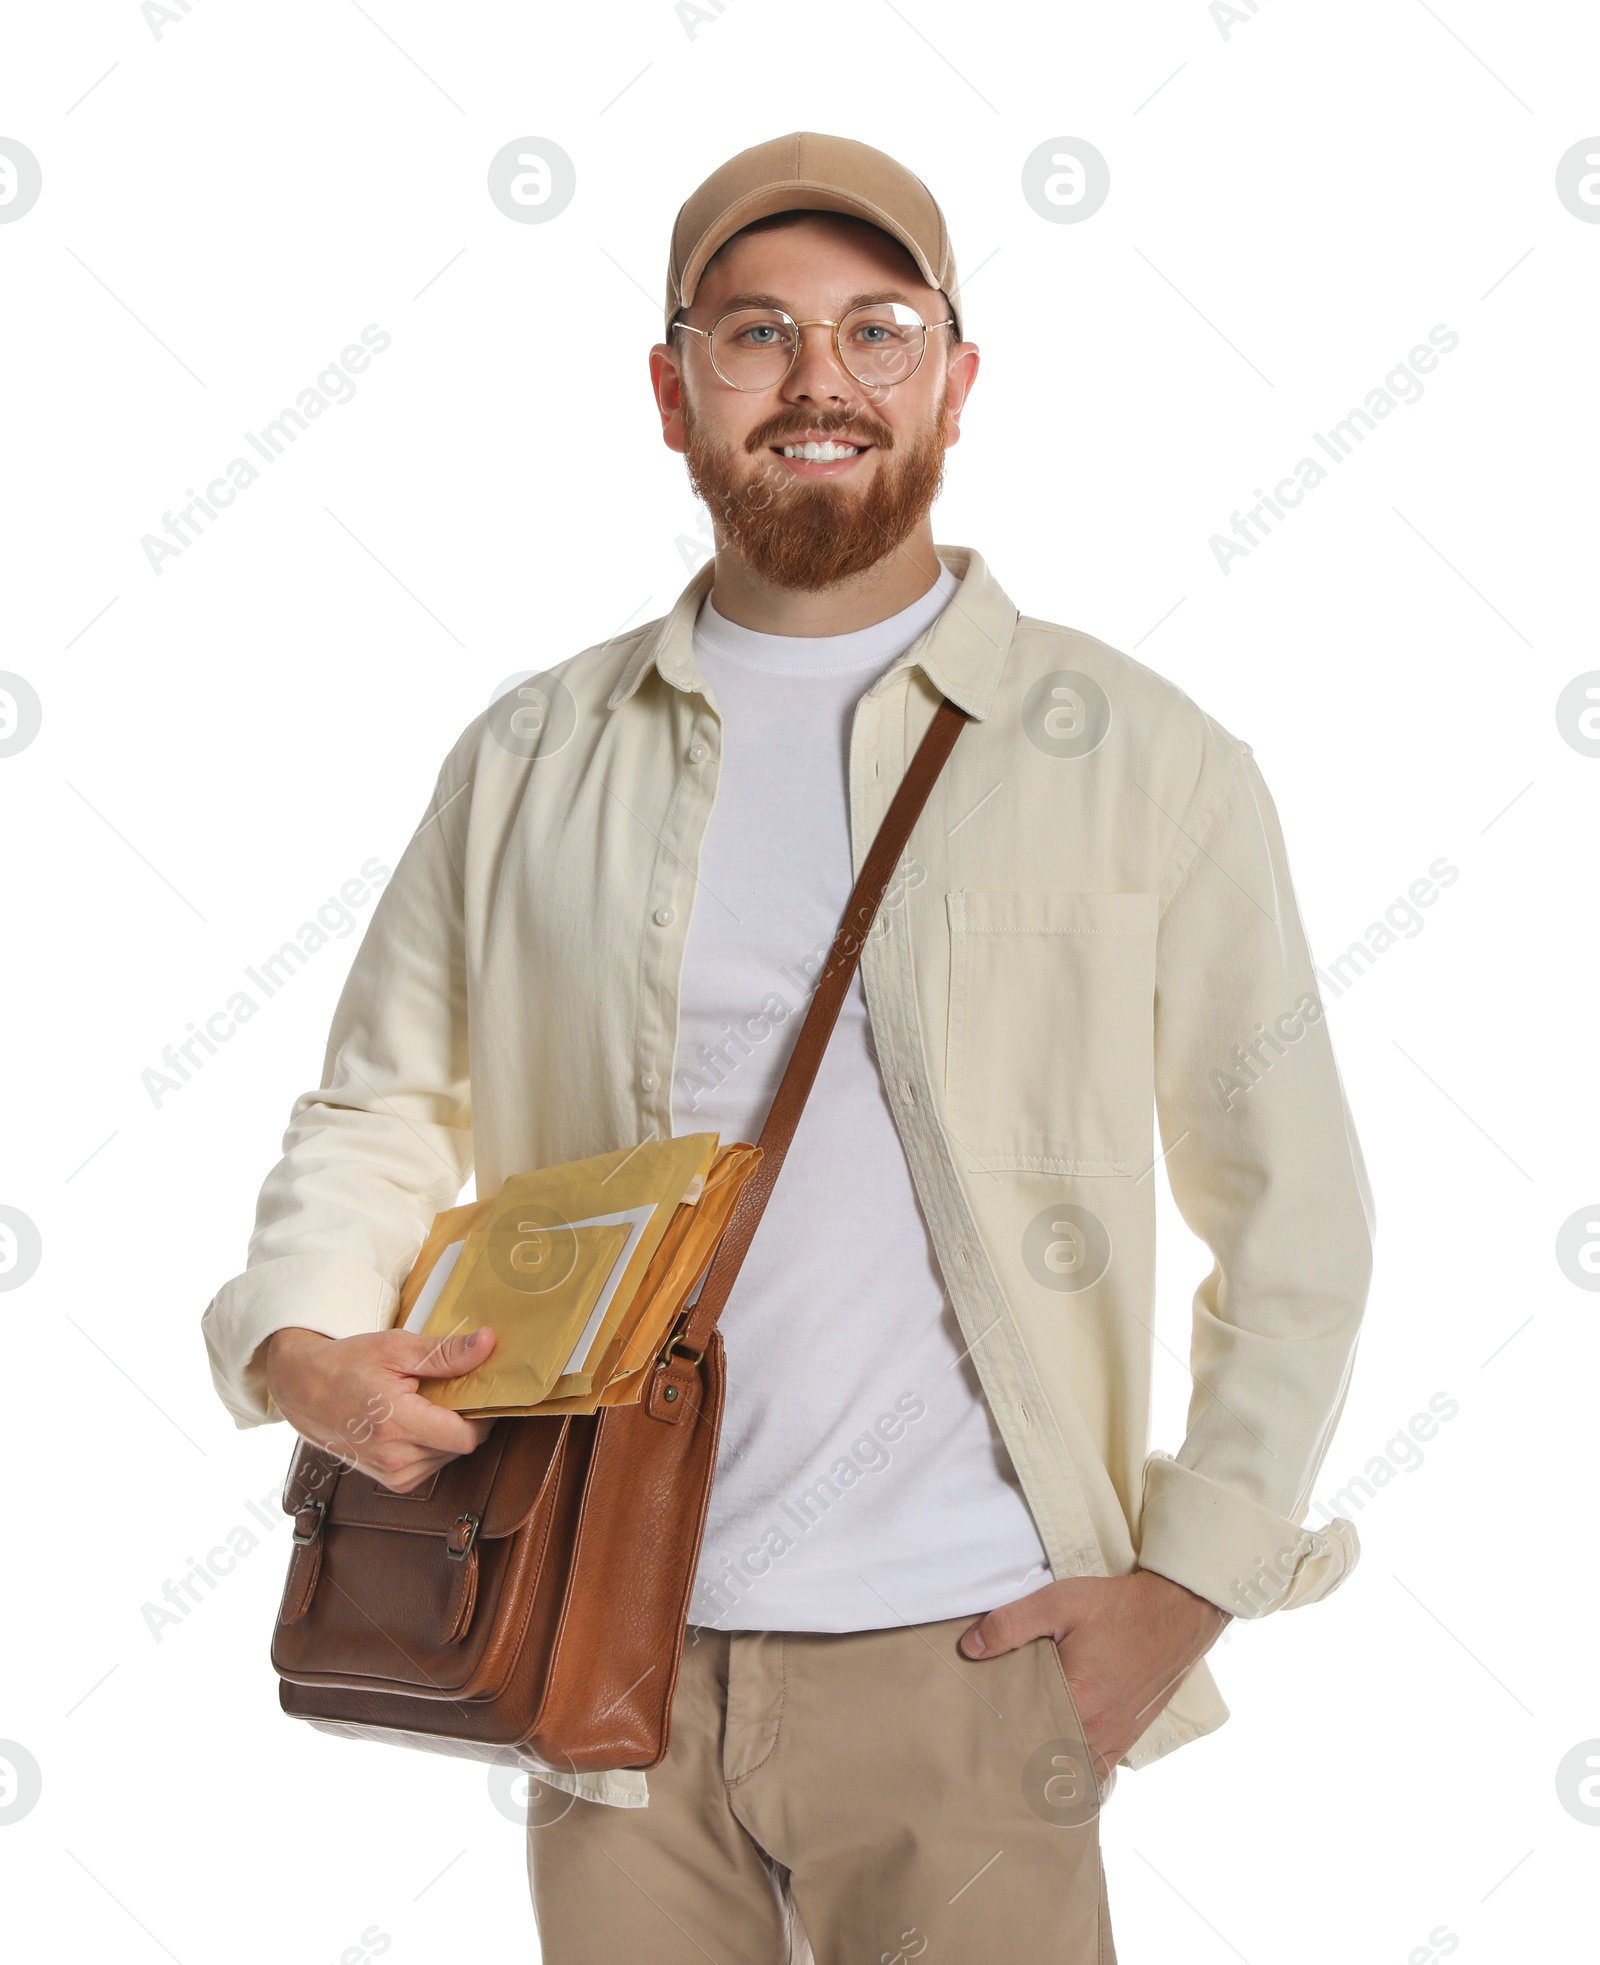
[940,340,980,449]
[650,340,689,456]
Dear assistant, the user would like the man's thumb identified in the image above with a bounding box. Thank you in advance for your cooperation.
[409,1325,496,1378]
[959,1600,1047,1660]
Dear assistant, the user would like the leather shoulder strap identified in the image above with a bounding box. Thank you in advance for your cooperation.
[679,696,970,1350]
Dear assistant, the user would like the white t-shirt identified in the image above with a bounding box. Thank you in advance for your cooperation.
[676,563,1053,1632]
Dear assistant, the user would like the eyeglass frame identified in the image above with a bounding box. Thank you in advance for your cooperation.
[671,304,956,392]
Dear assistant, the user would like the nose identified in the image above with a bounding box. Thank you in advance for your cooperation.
[780,321,860,412]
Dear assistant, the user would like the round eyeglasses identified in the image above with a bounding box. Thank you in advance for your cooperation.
[674,303,955,392]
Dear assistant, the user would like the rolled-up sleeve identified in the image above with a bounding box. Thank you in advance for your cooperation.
[201,741,476,1428]
[1137,731,1375,1617]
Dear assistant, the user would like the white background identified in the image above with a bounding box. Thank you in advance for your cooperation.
[3,2,1597,1960]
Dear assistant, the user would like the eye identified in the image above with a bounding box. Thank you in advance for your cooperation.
[731,320,794,349]
[842,308,919,349]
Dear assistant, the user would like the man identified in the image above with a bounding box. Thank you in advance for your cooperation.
[204,133,1373,1963]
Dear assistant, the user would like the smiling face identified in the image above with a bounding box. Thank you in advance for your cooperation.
[651,212,977,592]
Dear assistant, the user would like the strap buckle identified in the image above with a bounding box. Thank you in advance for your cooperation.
[290,1498,326,1546]
[445,1513,481,1562]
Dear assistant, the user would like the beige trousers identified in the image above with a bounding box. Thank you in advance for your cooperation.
[525,1612,1116,1964]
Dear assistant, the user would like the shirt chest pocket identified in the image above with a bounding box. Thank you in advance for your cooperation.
[943,889,1160,1175]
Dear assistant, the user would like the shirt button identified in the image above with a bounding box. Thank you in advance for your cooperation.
[640,1072,659,1092]
[688,742,709,763]
[653,906,674,926]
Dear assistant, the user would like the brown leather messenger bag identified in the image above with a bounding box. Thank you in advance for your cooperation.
[270,696,971,1776]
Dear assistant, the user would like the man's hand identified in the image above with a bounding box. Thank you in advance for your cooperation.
[264,1324,499,1493]
[960,1570,1230,1789]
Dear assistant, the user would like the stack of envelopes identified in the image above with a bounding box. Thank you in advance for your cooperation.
[393,1133,761,1416]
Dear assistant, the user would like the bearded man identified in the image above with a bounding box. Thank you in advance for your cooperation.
[205,133,1374,1964]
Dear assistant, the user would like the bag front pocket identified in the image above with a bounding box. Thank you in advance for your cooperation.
[944,889,1158,1174]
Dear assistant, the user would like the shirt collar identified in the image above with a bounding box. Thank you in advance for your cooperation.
[605,544,1018,722]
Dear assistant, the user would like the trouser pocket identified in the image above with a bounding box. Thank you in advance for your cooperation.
[1022,1636,1111,1825]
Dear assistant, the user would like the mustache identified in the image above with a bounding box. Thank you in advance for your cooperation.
[743,407,895,453]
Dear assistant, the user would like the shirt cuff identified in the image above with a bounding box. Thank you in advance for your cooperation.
[1136,1452,1360,1618]
[201,1252,398,1430]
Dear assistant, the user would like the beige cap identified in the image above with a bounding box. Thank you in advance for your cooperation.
[665,131,961,339]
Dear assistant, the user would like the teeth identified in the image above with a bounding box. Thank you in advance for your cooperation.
[781,441,860,461]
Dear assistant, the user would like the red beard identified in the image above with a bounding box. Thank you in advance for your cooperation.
[682,387,949,592]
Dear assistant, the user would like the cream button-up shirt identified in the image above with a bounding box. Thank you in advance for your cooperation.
[204,545,1374,1809]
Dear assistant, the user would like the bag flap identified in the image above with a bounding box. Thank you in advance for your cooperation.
[279,1415,569,1539]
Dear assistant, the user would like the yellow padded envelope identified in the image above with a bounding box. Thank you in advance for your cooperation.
[396,1134,730,1417]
